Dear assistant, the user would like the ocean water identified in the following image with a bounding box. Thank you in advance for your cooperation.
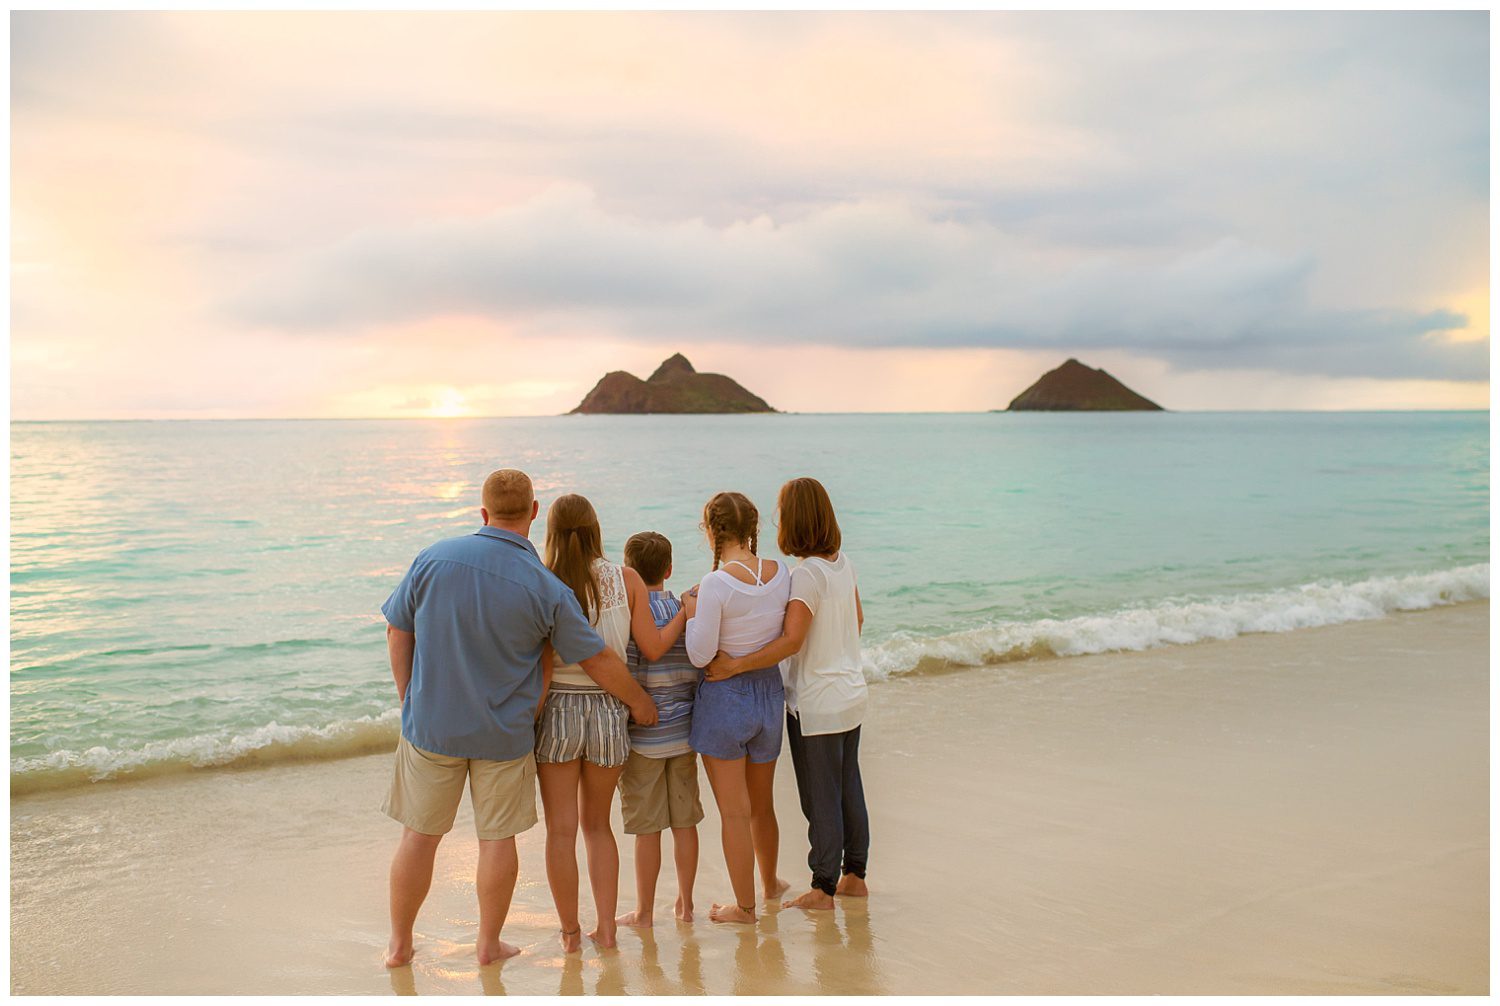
[10,412,1489,792]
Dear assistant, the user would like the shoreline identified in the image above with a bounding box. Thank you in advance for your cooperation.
[13,568,1489,797]
[12,602,1489,994]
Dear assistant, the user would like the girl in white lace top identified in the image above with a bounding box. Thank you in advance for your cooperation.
[534,494,687,951]
[549,557,631,689]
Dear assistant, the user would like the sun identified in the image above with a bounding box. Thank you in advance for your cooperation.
[428,387,470,418]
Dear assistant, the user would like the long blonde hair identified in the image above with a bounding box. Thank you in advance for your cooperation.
[545,494,604,617]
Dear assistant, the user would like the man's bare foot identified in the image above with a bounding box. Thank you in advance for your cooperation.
[476,938,521,965]
[836,874,869,897]
[782,888,835,911]
[763,877,791,900]
[616,909,653,929]
[709,902,756,924]
[587,925,618,949]
[674,894,694,922]
[384,936,414,968]
[560,928,582,953]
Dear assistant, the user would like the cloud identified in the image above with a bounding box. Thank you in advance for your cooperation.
[9,11,1490,417]
[232,185,1484,381]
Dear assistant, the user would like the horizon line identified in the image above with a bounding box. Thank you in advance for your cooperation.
[9,407,1492,423]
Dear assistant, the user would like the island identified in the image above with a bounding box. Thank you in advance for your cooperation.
[1005,358,1165,411]
[570,353,776,414]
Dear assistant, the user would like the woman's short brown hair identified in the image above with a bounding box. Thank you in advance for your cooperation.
[776,477,842,559]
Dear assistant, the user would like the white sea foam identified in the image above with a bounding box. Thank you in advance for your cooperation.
[11,708,402,794]
[13,564,1488,794]
[862,563,1490,680]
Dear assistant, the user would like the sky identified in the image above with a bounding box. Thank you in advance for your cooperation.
[10,11,1491,418]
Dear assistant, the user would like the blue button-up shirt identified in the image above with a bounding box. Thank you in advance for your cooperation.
[381,526,606,761]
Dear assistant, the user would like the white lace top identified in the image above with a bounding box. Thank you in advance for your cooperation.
[552,558,631,690]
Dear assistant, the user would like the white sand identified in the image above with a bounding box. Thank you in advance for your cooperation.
[10,602,1488,994]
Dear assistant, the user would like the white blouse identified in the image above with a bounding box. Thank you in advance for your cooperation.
[684,560,791,668]
[552,559,631,689]
[783,553,866,736]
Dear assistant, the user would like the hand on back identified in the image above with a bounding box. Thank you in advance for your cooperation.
[705,650,740,681]
[627,694,658,727]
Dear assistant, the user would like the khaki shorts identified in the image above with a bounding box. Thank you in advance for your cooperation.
[380,736,538,841]
[617,750,704,835]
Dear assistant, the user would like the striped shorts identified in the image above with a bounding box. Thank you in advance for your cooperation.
[535,686,631,768]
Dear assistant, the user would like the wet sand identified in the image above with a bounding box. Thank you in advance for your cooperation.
[11,602,1488,994]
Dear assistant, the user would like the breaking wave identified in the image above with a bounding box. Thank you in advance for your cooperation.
[12,564,1487,795]
[862,563,1489,679]
[11,709,401,796]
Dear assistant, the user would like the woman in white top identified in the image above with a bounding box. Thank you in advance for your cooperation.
[535,494,687,950]
[708,478,868,912]
[681,491,792,923]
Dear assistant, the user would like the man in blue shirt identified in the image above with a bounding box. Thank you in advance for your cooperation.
[379,469,656,967]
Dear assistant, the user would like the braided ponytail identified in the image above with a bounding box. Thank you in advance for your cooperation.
[702,492,760,570]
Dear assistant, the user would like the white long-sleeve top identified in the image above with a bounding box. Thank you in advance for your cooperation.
[684,562,791,667]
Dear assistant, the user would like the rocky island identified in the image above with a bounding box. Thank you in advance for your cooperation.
[570,353,776,414]
[1006,358,1164,411]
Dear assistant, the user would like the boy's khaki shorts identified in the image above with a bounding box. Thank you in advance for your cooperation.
[380,736,538,841]
[617,750,703,835]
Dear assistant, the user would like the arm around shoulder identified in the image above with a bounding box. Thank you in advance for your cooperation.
[624,566,686,662]
[683,574,726,668]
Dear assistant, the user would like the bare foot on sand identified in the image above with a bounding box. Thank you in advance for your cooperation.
[559,928,582,953]
[384,936,414,968]
[477,938,521,965]
[616,909,653,929]
[675,895,694,922]
[782,888,835,911]
[588,925,618,949]
[709,902,756,924]
[763,877,791,900]
[836,874,869,897]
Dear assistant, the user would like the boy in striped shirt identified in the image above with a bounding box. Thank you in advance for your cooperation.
[614,531,704,927]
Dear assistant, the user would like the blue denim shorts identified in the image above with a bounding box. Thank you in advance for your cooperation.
[689,666,785,764]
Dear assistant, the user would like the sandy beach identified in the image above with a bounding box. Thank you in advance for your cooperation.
[11,602,1488,995]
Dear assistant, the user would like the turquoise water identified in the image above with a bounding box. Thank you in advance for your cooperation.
[10,412,1489,790]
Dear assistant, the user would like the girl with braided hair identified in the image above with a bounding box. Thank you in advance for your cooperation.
[681,491,792,923]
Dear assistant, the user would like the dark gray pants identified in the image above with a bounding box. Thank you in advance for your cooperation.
[786,711,869,896]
